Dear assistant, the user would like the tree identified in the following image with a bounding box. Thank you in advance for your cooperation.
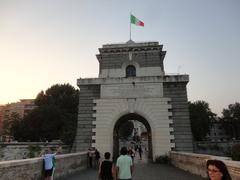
[12,83,79,145]
[2,112,22,136]
[22,105,62,141]
[119,121,134,140]
[220,102,240,140]
[35,84,79,114]
[189,101,216,141]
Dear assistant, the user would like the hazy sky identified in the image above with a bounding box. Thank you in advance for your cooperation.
[0,0,239,116]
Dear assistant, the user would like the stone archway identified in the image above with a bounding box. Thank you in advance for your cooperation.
[113,113,152,161]
[75,41,193,156]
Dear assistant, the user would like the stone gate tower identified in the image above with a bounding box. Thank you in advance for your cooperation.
[75,41,193,160]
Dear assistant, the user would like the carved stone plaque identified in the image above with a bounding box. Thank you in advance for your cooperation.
[101,83,163,98]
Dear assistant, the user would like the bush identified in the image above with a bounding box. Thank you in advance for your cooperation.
[28,145,41,158]
[232,144,240,161]
[155,155,169,164]
[224,146,232,157]
[209,143,220,150]
[196,143,207,150]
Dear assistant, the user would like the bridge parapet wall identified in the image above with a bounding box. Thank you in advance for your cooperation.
[170,151,240,180]
[0,151,88,180]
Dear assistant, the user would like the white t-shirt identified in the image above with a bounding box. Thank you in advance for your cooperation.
[116,155,133,179]
[43,153,55,170]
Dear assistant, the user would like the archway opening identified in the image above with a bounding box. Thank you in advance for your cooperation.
[113,113,152,162]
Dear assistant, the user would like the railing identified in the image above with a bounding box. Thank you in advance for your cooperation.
[0,151,88,180]
[170,151,240,180]
[2,151,239,180]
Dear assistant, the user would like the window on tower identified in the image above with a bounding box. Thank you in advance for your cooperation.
[126,65,136,77]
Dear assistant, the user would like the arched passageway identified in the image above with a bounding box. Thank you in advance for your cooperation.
[113,113,152,161]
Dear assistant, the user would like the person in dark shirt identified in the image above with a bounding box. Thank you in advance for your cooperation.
[138,145,143,160]
[98,152,116,180]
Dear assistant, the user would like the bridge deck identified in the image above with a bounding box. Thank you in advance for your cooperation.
[64,158,205,180]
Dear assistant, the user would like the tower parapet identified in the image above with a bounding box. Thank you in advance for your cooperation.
[97,41,166,78]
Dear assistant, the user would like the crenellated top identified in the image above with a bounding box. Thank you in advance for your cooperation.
[99,41,163,54]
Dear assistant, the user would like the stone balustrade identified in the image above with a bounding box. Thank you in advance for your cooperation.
[0,142,69,161]
[170,151,240,180]
[0,151,88,180]
[1,151,239,179]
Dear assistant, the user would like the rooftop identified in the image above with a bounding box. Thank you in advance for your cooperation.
[102,40,159,48]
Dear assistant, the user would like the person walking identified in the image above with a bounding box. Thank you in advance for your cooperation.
[127,147,135,162]
[98,152,116,180]
[207,159,232,180]
[138,146,142,160]
[116,147,133,180]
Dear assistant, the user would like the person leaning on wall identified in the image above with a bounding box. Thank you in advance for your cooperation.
[41,146,61,180]
[206,159,232,180]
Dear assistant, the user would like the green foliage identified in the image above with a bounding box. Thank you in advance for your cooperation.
[11,83,79,145]
[196,143,207,150]
[223,146,232,157]
[119,121,134,140]
[35,84,79,113]
[28,145,41,158]
[220,102,240,139]
[231,144,240,161]
[2,119,11,135]
[23,105,62,141]
[60,113,77,145]
[2,112,22,136]
[209,143,220,150]
[155,155,169,164]
[189,101,216,141]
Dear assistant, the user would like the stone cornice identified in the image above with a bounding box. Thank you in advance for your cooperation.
[77,75,189,86]
[98,42,164,54]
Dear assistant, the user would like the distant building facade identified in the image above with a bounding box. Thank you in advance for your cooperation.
[75,41,193,160]
[0,99,36,136]
[132,120,146,137]
[3,99,36,119]
[207,121,229,141]
[0,105,5,135]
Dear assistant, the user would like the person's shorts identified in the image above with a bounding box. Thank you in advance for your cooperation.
[45,168,53,177]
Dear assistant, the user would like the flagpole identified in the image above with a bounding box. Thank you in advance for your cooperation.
[130,13,131,40]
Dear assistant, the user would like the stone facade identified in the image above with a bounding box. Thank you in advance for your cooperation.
[75,41,193,160]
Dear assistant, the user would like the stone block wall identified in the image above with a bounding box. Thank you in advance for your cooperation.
[170,151,240,180]
[0,152,87,180]
[163,82,193,152]
[93,97,174,159]
[75,85,100,151]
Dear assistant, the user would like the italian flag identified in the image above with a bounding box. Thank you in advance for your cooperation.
[131,14,144,27]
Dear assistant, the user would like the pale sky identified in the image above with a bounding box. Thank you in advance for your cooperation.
[0,0,239,116]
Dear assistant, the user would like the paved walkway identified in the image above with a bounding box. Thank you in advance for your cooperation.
[64,157,205,180]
